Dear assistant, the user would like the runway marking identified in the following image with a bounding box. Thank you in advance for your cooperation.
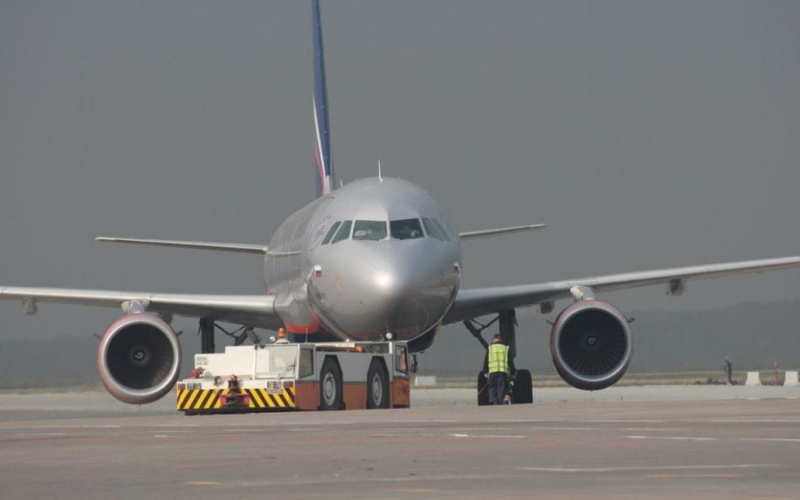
[384,419,457,424]
[187,481,220,486]
[531,427,599,431]
[389,488,439,493]
[438,425,578,432]
[622,428,688,431]
[148,423,201,427]
[239,474,483,489]
[31,424,123,429]
[519,464,777,473]
[592,419,668,423]
[625,435,716,441]
[9,432,67,437]
[741,438,800,443]
[699,419,800,423]
[473,434,525,439]
[219,427,324,434]
[490,419,548,423]
[647,473,739,478]
[447,433,525,439]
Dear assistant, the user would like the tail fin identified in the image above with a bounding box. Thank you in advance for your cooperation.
[312,0,334,197]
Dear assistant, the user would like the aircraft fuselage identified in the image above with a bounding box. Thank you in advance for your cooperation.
[263,177,461,343]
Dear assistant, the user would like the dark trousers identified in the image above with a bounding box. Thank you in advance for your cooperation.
[488,372,508,405]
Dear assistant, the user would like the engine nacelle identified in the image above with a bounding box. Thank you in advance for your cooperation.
[550,300,633,391]
[97,314,181,404]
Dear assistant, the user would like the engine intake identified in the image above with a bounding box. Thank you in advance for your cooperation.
[550,300,633,391]
[97,314,181,404]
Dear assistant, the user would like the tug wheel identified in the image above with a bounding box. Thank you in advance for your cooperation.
[320,358,343,410]
[367,360,389,409]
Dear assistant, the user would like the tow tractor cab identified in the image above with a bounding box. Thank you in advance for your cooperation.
[176,340,411,413]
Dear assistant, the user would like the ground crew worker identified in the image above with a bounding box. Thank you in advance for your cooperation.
[486,334,512,405]
[274,327,290,344]
[724,357,733,385]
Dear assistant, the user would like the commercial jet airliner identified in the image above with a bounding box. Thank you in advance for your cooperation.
[2,0,799,405]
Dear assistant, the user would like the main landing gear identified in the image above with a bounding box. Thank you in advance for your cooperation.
[198,318,261,354]
[464,309,533,406]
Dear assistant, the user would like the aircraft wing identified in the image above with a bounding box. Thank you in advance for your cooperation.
[0,287,280,329]
[443,255,800,324]
[95,237,268,255]
[458,224,547,241]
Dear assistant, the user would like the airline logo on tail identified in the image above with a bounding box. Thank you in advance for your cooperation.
[313,0,334,197]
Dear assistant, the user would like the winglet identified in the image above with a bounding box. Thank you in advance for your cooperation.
[458,224,547,241]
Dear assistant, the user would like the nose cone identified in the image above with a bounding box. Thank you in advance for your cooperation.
[310,240,459,341]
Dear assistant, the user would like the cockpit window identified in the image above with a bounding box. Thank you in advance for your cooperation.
[331,220,352,244]
[432,219,452,241]
[421,218,443,241]
[321,221,341,245]
[353,220,387,241]
[390,219,423,240]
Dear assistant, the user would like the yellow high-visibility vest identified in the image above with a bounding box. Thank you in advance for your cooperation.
[487,343,510,374]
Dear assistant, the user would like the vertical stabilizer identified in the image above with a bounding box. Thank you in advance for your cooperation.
[312,0,334,197]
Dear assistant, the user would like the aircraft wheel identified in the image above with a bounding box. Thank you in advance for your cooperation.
[512,369,533,404]
[320,358,343,410]
[477,371,490,406]
[366,360,389,409]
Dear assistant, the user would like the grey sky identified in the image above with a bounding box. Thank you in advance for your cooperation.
[1,0,799,363]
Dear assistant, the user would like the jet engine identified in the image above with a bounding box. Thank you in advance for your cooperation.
[97,314,181,404]
[550,300,633,391]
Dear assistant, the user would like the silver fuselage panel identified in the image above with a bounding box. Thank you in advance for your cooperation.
[264,177,461,341]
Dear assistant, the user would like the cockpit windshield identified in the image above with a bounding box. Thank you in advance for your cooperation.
[391,219,424,240]
[321,221,342,245]
[353,220,387,241]
[432,218,452,241]
[421,218,442,241]
[330,220,352,244]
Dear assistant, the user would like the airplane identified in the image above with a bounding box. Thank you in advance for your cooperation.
[2,0,799,405]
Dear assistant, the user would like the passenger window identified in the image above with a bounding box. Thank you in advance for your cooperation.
[321,221,341,245]
[390,219,424,240]
[432,219,452,241]
[422,218,443,241]
[331,220,352,244]
[353,220,387,241]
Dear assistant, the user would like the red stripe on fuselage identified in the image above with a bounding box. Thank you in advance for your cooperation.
[285,311,321,334]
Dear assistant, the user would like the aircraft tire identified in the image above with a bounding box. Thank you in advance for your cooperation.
[477,371,490,406]
[512,369,533,404]
[320,358,343,410]
[366,360,389,409]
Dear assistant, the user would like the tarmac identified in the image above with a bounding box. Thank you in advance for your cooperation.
[1,385,799,499]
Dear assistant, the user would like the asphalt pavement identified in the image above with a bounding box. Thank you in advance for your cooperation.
[1,386,799,499]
